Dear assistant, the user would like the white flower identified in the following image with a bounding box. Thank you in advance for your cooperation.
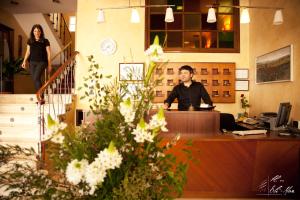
[145,44,164,62]
[66,159,88,185]
[149,108,168,132]
[131,119,154,143]
[43,114,67,142]
[50,133,65,144]
[119,98,135,123]
[85,160,107,190]
[97,147,122,170]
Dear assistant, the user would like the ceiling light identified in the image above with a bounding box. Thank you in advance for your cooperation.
[96,4,175,23]
[206,4,284,25]
[97,9,105,23]
[165,7,174,22]
[240,8,250,24]
[207,8,216,23]
[273,9,283,25]
[131,8,140,23]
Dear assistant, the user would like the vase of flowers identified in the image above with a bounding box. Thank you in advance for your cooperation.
[0,36,191,199]
[240,94,250,117]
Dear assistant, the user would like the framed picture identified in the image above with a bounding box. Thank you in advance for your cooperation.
[256,45,293,84]
[235,69,248,79]
[119,63,144,81]
[236,80,249,91]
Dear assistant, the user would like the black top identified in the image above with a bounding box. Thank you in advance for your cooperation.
[27,39,50,62]
[164,81,213,111]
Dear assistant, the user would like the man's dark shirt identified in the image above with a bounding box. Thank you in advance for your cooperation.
[164,81,212,111]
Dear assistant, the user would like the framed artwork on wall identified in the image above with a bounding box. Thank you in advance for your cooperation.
[119,63,144,81]
[256,45,293,84]
[235,69,248,79]
[236,80,249,91]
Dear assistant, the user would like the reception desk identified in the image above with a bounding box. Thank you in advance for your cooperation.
[164,133,300,199]
[158,110,300,198]
[162,110,220,134]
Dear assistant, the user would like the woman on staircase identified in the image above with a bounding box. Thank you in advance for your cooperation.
[21,24,52,102]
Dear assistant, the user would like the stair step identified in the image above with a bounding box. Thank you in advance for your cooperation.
[0,94,73,105]
[0,94,37,104]
[0,113,38,125]
[0,125,40,142]
[0,104,38,114]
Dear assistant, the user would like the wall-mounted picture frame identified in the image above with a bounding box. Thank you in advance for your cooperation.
[256,45,293,84]
[235,69,248,79]
[119,63,144,81]
[236,80,249,91]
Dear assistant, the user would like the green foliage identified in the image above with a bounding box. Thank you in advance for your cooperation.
[2,58,27,80]
[1,39,191,199]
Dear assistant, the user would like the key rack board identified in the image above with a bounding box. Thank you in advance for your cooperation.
[153,62,236,103]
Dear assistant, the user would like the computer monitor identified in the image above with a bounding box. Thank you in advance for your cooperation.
[275,102,292,128]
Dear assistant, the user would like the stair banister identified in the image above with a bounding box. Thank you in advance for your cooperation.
[36,51,79,103]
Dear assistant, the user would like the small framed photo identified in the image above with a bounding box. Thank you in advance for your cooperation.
[119,63,144,81]
[235,80,249,91]
[235,69,249,79]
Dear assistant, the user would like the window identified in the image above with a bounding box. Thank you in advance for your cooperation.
[145,0,240,53]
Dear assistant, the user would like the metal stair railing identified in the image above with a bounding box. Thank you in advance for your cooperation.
[36,50,79,160]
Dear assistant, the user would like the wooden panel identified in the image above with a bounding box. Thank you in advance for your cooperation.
[153,62,235,103]
[151,110,220,134]
[164,134,300,198]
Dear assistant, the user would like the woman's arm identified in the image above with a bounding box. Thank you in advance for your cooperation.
[46,46,52,73]
[21,45,30,69]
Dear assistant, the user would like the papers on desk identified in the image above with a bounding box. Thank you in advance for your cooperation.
[232,129,267,136]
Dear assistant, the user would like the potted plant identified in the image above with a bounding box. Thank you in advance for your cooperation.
[1,57,24,93]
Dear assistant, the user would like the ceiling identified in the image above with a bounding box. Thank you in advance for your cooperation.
[0,0,77,14]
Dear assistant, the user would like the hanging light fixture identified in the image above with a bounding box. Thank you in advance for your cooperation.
[206,4,284,25]
[97,9,105,23]
[207,7,216,23]
[96,3,175,23]
[240,8,250,23]
[273,9,283,25]
[131,8,140,23]
[165,7,174,22]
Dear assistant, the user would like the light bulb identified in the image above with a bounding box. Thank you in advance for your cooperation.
[240,8,250,24]
[165,7,174,22]
[131,8,140,23]
[207,8,216,23]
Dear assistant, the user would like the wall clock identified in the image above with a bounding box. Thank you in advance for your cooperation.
[100,38,117,55]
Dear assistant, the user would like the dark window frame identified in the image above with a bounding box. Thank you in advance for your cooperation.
[145,0,240,53]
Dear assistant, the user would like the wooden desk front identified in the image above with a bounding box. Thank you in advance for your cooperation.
[163,110,220,134]
[164,133,300,198]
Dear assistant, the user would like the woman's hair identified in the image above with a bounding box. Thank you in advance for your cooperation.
[179,65,194,74]
[29,24,45,43]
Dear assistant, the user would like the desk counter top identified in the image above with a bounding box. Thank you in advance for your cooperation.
[163,132,300,141]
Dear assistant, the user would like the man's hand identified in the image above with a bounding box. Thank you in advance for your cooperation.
[163,103,169,110]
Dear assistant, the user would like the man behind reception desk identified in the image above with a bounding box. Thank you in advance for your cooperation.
[163,65,213,111]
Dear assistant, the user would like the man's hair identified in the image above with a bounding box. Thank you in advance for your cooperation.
[179,65,194,74]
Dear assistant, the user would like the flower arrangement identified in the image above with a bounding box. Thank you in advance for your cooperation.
[240,94,250,116]
[0,36,191,199]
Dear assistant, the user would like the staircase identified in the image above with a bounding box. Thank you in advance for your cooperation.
[0,93,75,154]
[0,94,40,153]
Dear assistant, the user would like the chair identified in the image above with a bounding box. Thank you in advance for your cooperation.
[220,113,248,132]
[220,113,236,132]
